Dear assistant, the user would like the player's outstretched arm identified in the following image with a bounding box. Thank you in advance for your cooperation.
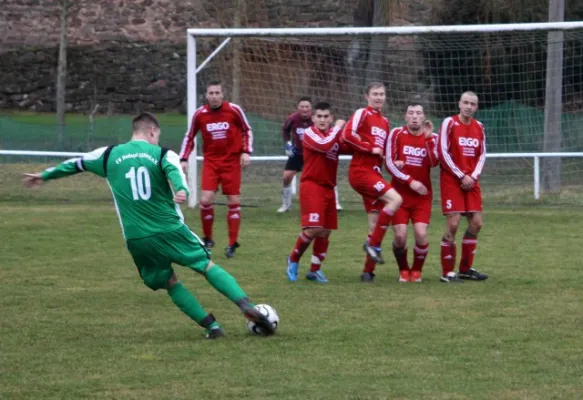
[24,146,111,188]
[162,150,191,198]
[23,173,43,188]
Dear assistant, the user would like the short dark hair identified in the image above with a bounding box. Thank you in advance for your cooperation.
[405,102,424,112]
[298,96,312,104]
[366,81,385,94]
[313,102,331,112]
[206,80,223,90]
[132,112,160,133]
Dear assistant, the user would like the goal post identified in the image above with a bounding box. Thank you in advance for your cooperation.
[184,21,583,209]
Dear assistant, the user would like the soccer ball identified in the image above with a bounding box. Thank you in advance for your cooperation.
[247,304,279,335]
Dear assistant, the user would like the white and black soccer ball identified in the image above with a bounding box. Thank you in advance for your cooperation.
[247,304,279,335]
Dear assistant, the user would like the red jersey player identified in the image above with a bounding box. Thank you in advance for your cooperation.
[278,97,343,213]
[285,102,350,283]
[343,82,403,282]
[385,103,439,283]
[179,81,253,258]
[438,91,488,283]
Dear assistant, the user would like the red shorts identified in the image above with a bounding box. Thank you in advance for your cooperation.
[201,160,241,195]
[440,172,482,214]
[300,181,338,230]
[393,195,432,225]
[348,169,391,213]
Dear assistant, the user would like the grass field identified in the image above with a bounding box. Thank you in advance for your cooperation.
[1,163,583,399]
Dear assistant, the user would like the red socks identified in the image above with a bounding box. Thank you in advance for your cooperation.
[201,203,242,246]
[290,232,313,263]
[363,255,376,273]
[459,232,478,273]
[369,208,394,248]
[227,203,241,246]
[440,239,456,276]
[363,234,376,273]
[310,237,329,272]
[412,243,429,272]
[200,203,214,240]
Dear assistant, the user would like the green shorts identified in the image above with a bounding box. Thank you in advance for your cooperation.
[126,224,211,290]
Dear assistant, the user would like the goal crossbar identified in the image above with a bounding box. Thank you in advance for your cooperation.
[187,21,583,37]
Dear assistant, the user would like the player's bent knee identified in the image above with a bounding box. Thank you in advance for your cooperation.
[415,234,429,246]
[413,226,429,243]
[197,260,214,275]
[303,227,321,238]
[446,224,459,237]
[200,193,216,205]
[282,171,295,186]
[166,273,178,288]
[444,220,460,240]
[226,195,240,205]
[393,234,407,248]
[446,214,461,229]
[469,216,484,233]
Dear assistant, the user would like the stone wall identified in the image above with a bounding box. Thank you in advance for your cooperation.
[0,42,187,113]
[0,0,357,50]
[0,0,439,113]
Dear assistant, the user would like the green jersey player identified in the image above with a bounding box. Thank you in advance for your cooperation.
[23,112,274,339]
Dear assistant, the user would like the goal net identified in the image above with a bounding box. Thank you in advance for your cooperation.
[186,23,583,209]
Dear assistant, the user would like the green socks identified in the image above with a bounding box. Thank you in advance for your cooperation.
[168,266,255,330]
[167,282,218,329]
[205,264,250,304]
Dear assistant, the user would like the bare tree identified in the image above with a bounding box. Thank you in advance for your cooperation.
[56,0,80,150]
[232,0,246,105]
[365,0,389,84]
[345,0,390,112]
[542,0,565,193]
[346,0,372,111]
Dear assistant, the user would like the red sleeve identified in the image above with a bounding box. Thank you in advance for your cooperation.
[230,103,253,154]
[179,110,201,161]
[426,133,439,167]
[303,126,342,153]
[471,124,487,180]
[342,109,377,154]
[338,135,354,155]
[438,117,465,179]
[282,115,293,143]
[384,127,412,184]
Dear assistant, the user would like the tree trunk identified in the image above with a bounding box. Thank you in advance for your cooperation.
[365,0,388,84]
[56,0,68,150]
[542,0,565,193]
[231,0,243,104]
[345,0,373,113]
